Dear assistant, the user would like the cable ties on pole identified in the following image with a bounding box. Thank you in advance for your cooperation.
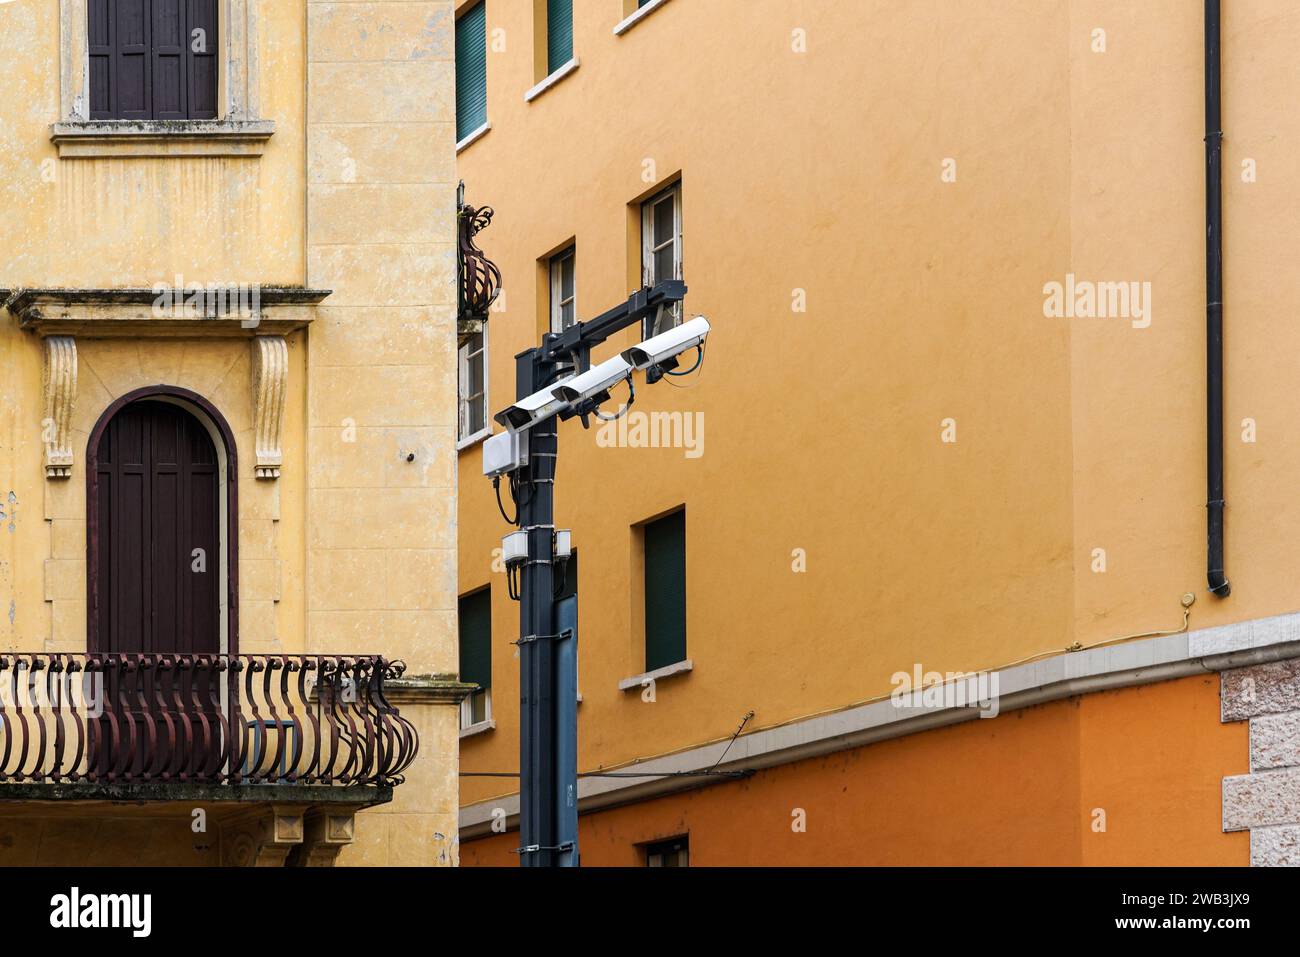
[513,630,573,646]
[513,843,574,855]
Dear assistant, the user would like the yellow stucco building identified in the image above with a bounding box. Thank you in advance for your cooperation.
[0,0,465,865]
[457,0,1300,866]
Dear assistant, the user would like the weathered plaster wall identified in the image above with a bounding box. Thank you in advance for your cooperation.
[304,0,461,866]
[0,1,460,866]
[0,1,306,657]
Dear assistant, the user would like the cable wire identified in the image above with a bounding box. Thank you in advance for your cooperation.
[593,376,636,421]
[493,476,518,525]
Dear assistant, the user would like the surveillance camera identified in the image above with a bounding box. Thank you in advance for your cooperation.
[494,376,576,432]
[551,354,633,404]
[621,316,710,371]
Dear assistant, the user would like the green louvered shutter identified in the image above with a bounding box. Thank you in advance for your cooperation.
[644,510,686,672]
[547,0,573,75]
[459,588,492,691]
[456,2,488,141]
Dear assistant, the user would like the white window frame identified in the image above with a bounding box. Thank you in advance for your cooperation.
[615,0,673,36]
[641,183,683,336]
[549,246,577,334]
[460,687,493,733]
[458,325,491,448]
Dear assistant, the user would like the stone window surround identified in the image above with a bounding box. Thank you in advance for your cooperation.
[52,0,275,158]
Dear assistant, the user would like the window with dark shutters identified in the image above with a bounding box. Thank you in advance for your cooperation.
[456,2,488,141]
[459,587,493,695]
[644,510,687,672]
[88,0,218,121]
[547,0,573,75]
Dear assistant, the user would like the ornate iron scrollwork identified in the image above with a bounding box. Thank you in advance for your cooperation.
[458,182,501,333]
[0,652,418,788]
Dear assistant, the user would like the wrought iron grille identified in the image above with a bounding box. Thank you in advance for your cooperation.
[458,183,501,326]
[0,654,417,788]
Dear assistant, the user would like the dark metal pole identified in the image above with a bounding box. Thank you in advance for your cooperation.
[555,594,579,866]
[1205,0,1230,598]
[516,347,559,866]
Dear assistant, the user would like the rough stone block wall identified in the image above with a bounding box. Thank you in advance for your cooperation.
[1221,659,1300,865]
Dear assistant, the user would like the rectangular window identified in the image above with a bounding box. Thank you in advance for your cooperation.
[547,0,574,75]
[641,183,683,335]
[459,588,492,729]
[643,509,686,673]
[458,328,489,444]
[549,246,577,333]
[88,0,218,120]
[644,835,689,867]
[456,2,489,142]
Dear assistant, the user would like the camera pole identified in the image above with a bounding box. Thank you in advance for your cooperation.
[511,281,686,867]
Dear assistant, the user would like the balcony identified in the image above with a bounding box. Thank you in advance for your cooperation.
[0,653,420,865]
[457,184,501,343]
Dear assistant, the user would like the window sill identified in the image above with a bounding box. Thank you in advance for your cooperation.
[457,426,492,452]
[524,59,580,103]
[456,123,491,153]
[618,658,693,692]
[50,119,276,159]
[614,0,673,36]
[459,719,496,740]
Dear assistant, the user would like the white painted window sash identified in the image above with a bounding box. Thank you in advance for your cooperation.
[550,247,577,333]
[641,184,683,335]
[458,327,488,442]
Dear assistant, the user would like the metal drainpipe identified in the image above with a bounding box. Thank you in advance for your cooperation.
[1205,0,1231,597]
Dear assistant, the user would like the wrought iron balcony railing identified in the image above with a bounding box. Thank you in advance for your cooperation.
[0,654,417,789]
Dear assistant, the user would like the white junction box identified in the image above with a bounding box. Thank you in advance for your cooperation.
[482,430,528,477]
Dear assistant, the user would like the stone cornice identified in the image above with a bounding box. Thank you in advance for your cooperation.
[50,119,277,158]
[3,286,330,338]
[386,673,479,706]
[0,782,392,806]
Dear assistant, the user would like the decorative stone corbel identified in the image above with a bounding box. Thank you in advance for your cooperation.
[42,336,78,479]
[220,804,306,867]
[251,335,287,479]
[289,810,358,867]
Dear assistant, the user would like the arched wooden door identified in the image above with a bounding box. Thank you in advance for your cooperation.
[89,397,225,777]
[93,399,221,655]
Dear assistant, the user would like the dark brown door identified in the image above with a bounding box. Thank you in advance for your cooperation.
[92,400,222,777]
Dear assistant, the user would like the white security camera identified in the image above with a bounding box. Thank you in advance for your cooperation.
[621,316,710,371]
[494,376,576,432]
[551,354,633,404]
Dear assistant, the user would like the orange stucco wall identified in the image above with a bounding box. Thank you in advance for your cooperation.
[461,675,1248,866]
[456,0,1299,810]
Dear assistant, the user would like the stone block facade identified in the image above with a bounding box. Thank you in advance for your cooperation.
[1221,659,1300,866]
